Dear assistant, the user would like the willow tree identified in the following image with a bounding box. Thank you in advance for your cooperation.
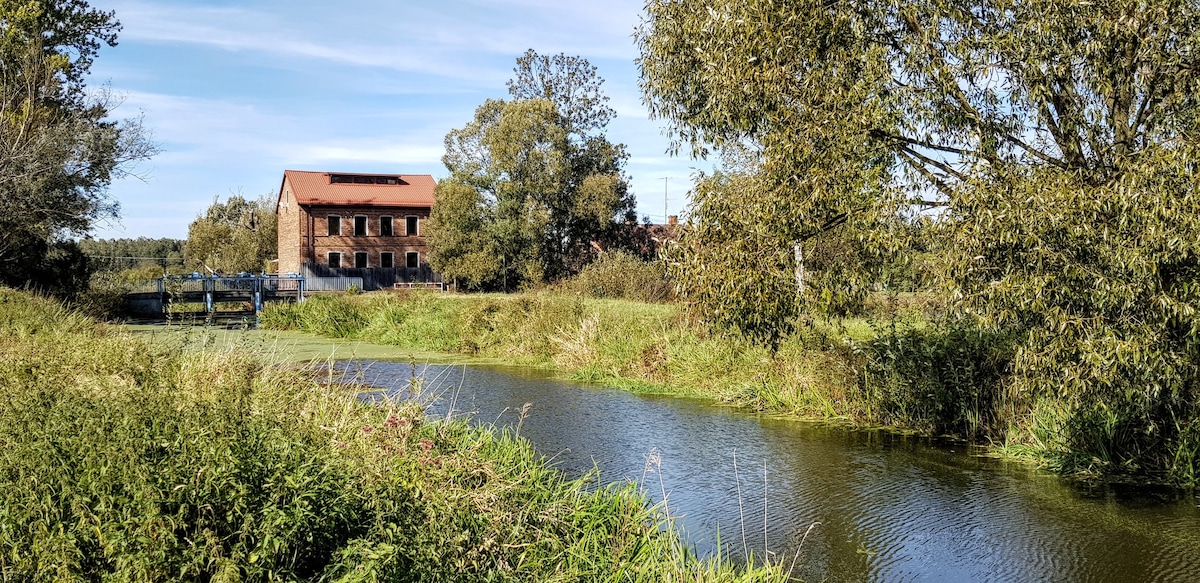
[0,0,155,293]
[639,0,1200,479]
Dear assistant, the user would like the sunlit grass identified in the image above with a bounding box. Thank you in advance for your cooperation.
[0,287,793,581]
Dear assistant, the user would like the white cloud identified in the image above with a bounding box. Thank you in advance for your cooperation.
[292,143,445,165]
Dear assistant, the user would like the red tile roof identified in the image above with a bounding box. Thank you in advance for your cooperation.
[280,170,436,208]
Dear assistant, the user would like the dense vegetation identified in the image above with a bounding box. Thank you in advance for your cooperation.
[183,194,278,275]
[0,0,156,297]
[428,51,645,291]
[633,0,1200,486]
[0,288,790,581]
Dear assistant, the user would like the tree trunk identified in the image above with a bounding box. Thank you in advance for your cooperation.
[794,242,804,294]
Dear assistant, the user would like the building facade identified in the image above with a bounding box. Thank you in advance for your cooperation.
[276,170,438,288]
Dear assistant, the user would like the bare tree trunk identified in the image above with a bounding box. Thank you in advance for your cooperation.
[794,241,804,294]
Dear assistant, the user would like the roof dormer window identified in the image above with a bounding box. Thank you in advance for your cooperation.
[329,174,402,185]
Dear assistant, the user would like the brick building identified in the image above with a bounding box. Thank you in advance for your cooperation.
[276,170,439,288]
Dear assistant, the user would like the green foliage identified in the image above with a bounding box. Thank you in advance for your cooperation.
[859,324,1017,438]
[0,236,93,299]
[637,0,1200,482]
[0,288,789,581]
[667,171,896,345]
[947,159,1200,480]
[638,0,904,341]
[261,294,365,338]
[184,194,277,275]
[428,51,636,291]
[74,270,132,319]
[565,251,673,303]
[0,0,156,289]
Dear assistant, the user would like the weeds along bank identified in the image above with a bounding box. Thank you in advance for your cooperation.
[0,289,787,582]
[259,291,860,414]
[260,291,1200,488]
[257,292,956,434]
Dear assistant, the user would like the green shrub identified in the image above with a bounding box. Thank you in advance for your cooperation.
[858,323,1017,438]
[74,271,133,320]
[566,251,673,303]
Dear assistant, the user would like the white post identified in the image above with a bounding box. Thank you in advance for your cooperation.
[794,242,805,294]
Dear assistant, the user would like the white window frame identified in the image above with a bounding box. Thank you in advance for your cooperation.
[327,251,342,268]
[327,215,341,236]
[380,215,394,237]
[405,215,419,236]
[354,215,368,237]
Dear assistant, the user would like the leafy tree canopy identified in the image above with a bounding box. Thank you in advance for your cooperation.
[183,195,277,275]
[0,0,156,293]
[429,50,635,291]
[639,0,1200,478]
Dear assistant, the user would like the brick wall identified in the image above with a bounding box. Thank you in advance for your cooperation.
[276,180,303,274]
[303,205,430,270]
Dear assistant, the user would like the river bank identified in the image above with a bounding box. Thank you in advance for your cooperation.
[258,290,1198,488]
[0,288,786,581]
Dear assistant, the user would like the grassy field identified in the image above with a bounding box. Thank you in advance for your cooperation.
[0,288,791,581]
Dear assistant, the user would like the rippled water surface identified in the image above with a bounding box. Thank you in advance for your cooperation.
[345,361,1200,582]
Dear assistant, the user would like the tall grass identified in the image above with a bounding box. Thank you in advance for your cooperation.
[261,292,869,419]
[0,288,789,581]
[260,289,1200,487]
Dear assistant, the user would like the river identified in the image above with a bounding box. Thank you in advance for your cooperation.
[342,359,1198,582]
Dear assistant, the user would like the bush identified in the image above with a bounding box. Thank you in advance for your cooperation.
[858,323,1017,438]
[73,271,133,320]
[565,251,673,303]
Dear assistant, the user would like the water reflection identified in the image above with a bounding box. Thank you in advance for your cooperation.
[344,361,1200,583]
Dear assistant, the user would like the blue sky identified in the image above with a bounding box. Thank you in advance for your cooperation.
[89,0,705,239]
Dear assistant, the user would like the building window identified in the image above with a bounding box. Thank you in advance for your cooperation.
[354,251,368,268]
[405,215,419,236]
[354,215,367,237]
[406,251,419,269]
[380,252,394,268]
[327,252,342,268]
[327,216,341,236]
[380,216,393,237]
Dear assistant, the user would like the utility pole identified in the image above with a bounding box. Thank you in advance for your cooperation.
[662,177,669,224]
